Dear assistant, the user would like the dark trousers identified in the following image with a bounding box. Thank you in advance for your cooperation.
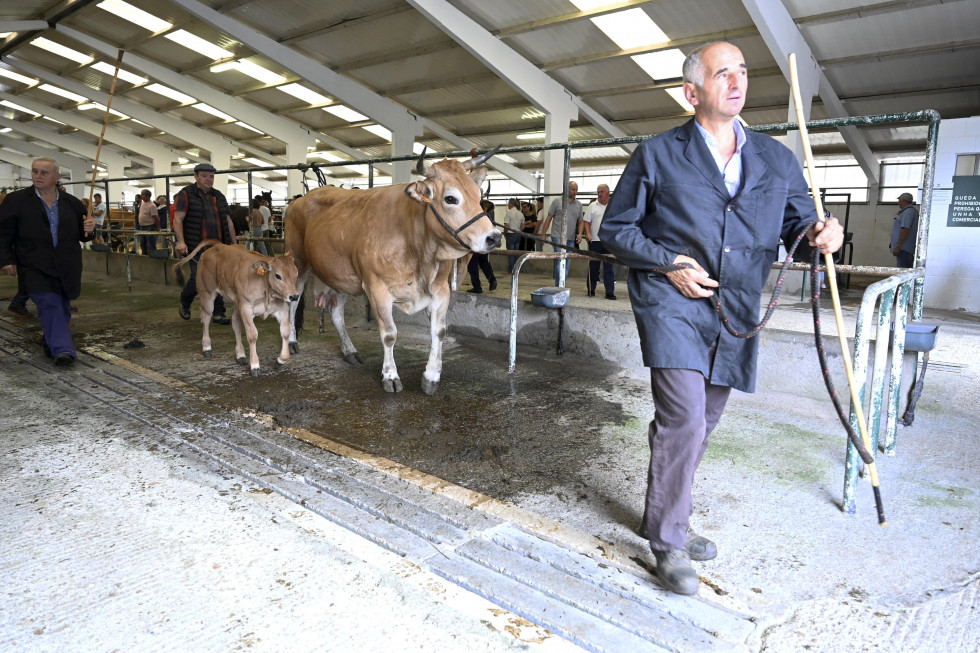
[586,240,616,295]
[467,253,496,290]
[642,363,732,552]
[136,224,157,254]
[180,257,226,316]
[896,251,914,268]
[9,273,29,307]
[505,232,522,272]
[31,290,75,358]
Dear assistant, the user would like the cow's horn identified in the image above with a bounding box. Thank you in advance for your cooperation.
[464,144,502,170]
[415,147,430,177]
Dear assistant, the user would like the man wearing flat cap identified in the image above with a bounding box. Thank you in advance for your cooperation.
[890,192,919,268]
[173,162,237,323]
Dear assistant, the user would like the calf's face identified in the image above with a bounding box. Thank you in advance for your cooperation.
[254,252,300,302]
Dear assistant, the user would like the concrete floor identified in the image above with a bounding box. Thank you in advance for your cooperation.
[1,252,978,652]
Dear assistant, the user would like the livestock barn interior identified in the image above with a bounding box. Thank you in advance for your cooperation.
[1,1,979,651]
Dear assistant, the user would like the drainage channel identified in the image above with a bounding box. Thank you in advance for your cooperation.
[0,324,756,653]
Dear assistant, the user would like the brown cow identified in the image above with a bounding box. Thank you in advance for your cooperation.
[286,147,501,394]
[174,240,300,375]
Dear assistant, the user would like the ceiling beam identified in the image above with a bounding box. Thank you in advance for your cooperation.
[278,4,413,45]
[492,0,657,38]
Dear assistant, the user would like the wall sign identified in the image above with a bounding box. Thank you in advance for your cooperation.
[947,175,980,227]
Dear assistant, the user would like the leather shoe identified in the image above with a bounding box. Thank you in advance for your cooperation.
[212,314,232,325]
[489,279,497,292]
[54,352,75,368]
[686,531,717,561]
[466,287,482,294]
[653,549,699,595]
[605,293,617,300]
[178,304,191,320]
[7,304,32,318]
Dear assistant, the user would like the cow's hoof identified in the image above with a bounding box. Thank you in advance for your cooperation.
[288,341,299,354]
[382,377,403,393]
[237,356,247,366]
[250,368,260,377]
[203,350,212,359]
[276,357,287,366]
[421,378,439,395]
[344,352,365,366]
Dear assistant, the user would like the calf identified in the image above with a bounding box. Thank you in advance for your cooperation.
[174,240,300,375]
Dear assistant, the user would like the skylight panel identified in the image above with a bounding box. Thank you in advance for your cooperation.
[145,83,196,104]
[38,83,88,103]
[235,122,263,134]
[165,30,234,60]
[79,102,129,119]
[0,127,11,133]
[0,67,37,86]
[323,105,367,123]
[278,83,331,105]
[90,61,148,85]
[632,49,686,82]
[0,100,41,117]
[96,0,172,32]
[31,37,94,65]
[665,87,694,113]
[191,103,233,121]
[362,124,391,141]
[590,8,668,50]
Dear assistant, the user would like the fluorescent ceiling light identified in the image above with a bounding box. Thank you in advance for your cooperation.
[323,104,367,123]
[230,59,285,85]
[516,131,546,140]
[78,102,129,119]
[307,151,343,162]
[0,67,36,86]
[38,83,88,103]
[362,124,391,140]
[277,83,331,105]
[90,61,147,85]
[179,162,196,169]
[165,30,234,60]
[235,121,263,134]
[0,33,10,39]
[97,0,172,32]
[665,87,694,113]
[590,8,668,50]
[251,171,269,178]
[243,157,270,167]
[631,49,686,82]
[0,100,41,117]
[145,83,195,104]
[31,37,94,65]
[0,127,10,133]
[42,116,66,125]
[191,103,233,121]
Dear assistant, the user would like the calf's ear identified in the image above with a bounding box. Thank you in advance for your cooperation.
[405,180,433,204]
[251,261,271,276]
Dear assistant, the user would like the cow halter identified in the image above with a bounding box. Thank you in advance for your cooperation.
[418,194,493,250]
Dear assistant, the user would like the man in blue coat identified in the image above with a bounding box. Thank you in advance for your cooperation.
[0,157,95,366]
[600,42,843,595]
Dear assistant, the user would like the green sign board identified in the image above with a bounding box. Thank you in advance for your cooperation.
[947,175,980,227]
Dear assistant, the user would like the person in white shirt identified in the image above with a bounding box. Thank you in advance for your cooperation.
[92,193,107,245]
[580,184,617,299]
[502,198,524,272]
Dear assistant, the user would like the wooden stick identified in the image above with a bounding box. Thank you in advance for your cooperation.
[788,53,886,525]
[86,48,124,235]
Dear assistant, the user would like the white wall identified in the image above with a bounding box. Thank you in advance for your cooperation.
[921,116,980,312]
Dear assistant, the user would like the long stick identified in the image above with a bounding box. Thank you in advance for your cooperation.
[788,53,886,525]
[86,49,124,235]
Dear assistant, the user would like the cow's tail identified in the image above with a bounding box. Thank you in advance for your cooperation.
[172,239,221,285]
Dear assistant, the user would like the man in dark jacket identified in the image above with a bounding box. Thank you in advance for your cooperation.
[173,162,237,324]
[600,42,843,595]
[0,157,95,366]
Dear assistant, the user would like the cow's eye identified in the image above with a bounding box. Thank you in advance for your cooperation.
[444,195,458,205]
[275,273,282,280]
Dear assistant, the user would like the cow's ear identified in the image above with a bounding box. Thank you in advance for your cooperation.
[251,261,271,276]
[405,180,433,204]
[468,167,489,189]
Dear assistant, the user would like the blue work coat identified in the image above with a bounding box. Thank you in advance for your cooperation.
[599,119,816,392]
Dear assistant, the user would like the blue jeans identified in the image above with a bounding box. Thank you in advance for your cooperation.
[31,291,75,358]
[896,250,914,268]
[586,240,616,296]
[551,237,574,286]
[505,233,522,272]
[137,224,157,255]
